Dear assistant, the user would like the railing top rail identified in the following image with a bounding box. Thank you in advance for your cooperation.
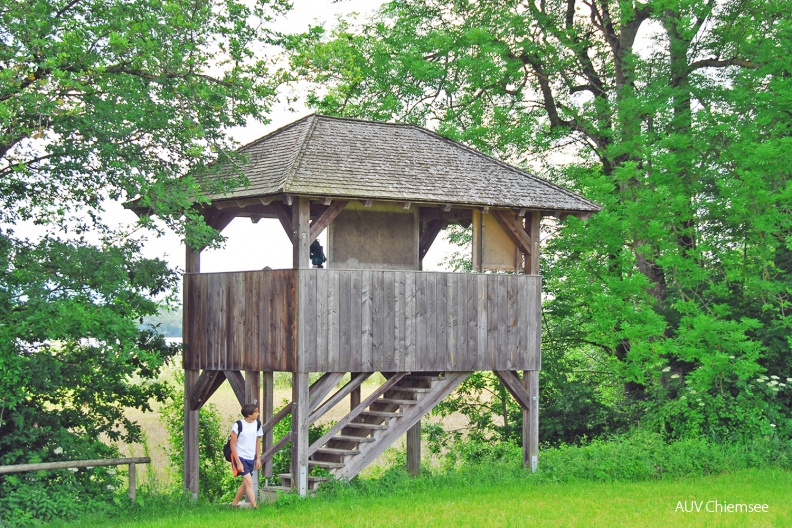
[0,457,151,475]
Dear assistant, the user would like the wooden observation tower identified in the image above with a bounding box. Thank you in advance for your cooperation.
[166,115,600,498]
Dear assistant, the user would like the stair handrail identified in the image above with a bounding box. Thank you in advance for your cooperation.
[308,372,372,423]
[308,372,408,456]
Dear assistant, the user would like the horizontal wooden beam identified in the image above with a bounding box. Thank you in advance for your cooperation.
[0,457,150,475]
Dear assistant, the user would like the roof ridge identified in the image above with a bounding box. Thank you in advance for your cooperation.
[237,113,316,153]
[282,114,320,193]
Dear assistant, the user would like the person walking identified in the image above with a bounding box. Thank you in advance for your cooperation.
[230,403,262,508]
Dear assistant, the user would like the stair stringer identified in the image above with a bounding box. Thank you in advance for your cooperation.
[333,371,472,481]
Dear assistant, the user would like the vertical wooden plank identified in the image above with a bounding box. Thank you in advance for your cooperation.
[361,270,373,372]
[372,271,385,371]
[349,271,362,372]
[487,275,499,371]
[455,274,467,370]
[447,274,458,370]
[328,270,340,373]
[476,274,488,371]
[464,274,476,371]
[435,272,448,371]
[524,370,539,472]
[425,271,437,372]
[291,372,310,496]
[404,271,416,372]
[415,272,427,371]
[383,271,396,372]
[245,273,258,371]
[315,269,328,372]
[394,271,406,371]
[506,276,519,370]
[261,371,274,478]
[338,271,352,372]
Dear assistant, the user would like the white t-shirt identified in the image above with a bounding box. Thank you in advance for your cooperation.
[232,419,263,461]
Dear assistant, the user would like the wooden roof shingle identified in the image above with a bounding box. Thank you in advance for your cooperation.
[207,114,601,213]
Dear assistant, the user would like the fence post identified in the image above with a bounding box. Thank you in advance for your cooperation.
[128,463,136,501]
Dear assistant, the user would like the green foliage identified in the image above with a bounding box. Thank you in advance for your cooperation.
[1,0,292,522]
[285,0,792,443]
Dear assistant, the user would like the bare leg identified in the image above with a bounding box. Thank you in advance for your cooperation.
[231,478,246,506]
[242,473,257,508]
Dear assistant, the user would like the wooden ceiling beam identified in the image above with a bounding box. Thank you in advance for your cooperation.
[271,201,293,239]
[309,200,348,243]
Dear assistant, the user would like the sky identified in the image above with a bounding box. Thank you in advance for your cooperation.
[126,0,456,274]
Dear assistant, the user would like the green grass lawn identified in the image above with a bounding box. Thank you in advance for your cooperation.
[58,468,791,528]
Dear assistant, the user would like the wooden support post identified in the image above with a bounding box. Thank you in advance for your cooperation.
[244,371,260,405]
[244,371,261,497]
[292,197,311,269]
[524,211,540,275]
[184,369,199,498]
[262,371,274,479]
[291,372,310,497]
[350,372,361,410]
[183,243,200,498]
[407,422,421,476]
[128,463,136,501]
[523,370,539,472]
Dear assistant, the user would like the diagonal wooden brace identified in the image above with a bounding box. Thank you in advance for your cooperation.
[494,370,532,410]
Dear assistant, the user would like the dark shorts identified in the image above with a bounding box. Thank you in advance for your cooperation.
[237,457,255,477]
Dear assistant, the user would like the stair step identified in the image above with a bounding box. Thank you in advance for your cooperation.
[344,422,389,430]
[308,460,346,469]
[277,474,331,483]
[331,434,375,443]
[375,398,417,406]
[392,386,431,393]
[360,410,402,418]
[313,447,360,456]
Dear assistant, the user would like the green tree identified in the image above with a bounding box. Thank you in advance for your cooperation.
[1,0,288,523]
[285,0,792,442]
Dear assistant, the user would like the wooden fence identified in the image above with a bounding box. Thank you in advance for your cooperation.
[185,269,541,372]
[0,457,150,501]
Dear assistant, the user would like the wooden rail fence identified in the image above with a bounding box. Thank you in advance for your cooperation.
[0,457,151,501]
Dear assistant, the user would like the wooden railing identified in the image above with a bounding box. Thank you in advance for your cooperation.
[185,269,541,372]
[0,457,150,501]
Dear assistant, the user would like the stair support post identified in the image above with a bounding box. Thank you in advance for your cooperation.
[291,372,310,497]
[523,370,539,472]
[407,422,421,476]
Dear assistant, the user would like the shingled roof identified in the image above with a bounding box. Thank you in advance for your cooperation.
[206,114,601,213]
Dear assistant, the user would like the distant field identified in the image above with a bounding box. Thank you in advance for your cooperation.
[58,468,792,528]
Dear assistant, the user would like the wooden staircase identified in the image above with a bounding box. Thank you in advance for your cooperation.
[277,371,470,490]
